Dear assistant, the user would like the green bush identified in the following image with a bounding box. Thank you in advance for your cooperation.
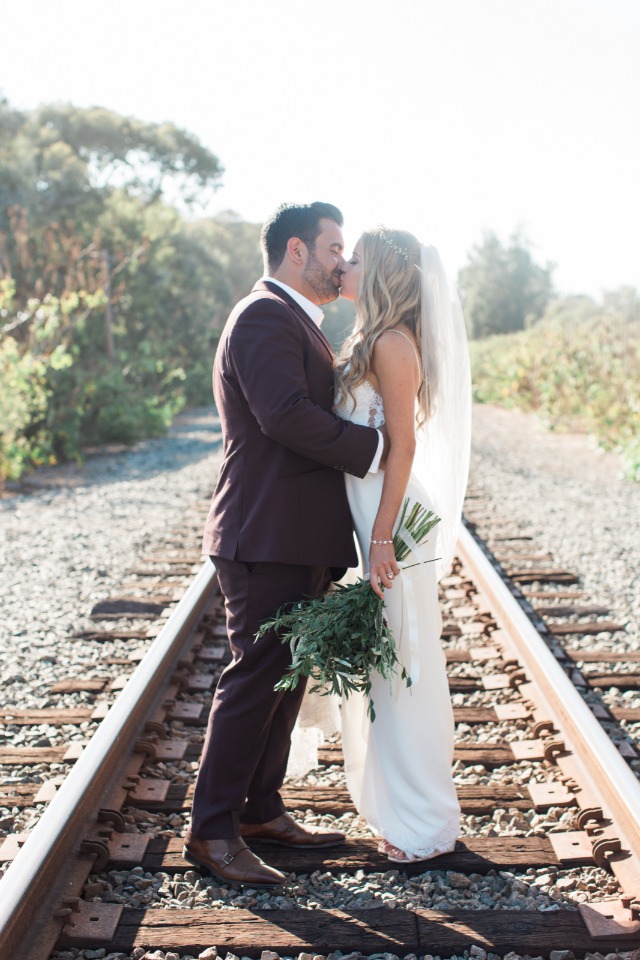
[470,296,640,480]
[0,337,52,482]
[81,363,186,445]
[0,99,261,486]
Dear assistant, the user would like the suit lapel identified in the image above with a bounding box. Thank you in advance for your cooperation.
[256,280,335,361]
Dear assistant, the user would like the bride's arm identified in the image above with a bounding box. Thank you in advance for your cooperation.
[368,330,420,599]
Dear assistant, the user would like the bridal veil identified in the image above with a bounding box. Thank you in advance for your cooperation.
[415,245,472,580]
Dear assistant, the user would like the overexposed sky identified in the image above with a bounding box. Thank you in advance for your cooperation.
[2,0,639,296]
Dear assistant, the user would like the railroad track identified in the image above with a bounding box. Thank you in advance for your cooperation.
[1,493,640,960]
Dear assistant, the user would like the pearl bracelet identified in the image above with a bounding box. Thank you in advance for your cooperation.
[370,537,394,545]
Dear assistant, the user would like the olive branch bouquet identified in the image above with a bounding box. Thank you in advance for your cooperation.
[256,499,440,721]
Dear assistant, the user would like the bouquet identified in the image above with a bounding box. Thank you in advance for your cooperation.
[256,499,440,721]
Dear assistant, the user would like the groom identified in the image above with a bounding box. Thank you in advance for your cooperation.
[185,202,383,886]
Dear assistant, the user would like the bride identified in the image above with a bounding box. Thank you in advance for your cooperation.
[333,226,471,863]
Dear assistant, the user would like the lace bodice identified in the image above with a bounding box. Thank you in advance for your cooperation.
[334,330,423,429]
[334,379,385,428]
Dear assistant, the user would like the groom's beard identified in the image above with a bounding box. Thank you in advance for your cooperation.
[303,252,342,304]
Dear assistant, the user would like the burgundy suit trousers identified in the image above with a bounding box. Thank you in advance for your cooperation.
[190,557,331,839]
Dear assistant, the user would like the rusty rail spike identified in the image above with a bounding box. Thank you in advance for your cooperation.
[533,719,556,738]
[543,739,566,761]
[134,739,157,760]
[576,806,605,828]
[97,808,126,832]
[509,669,527,687]
[592,836,623,869]
[53,897,81,920]
[79,838,110,872]
[145,719,167,736]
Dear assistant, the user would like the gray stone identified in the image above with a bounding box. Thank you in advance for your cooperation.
[84,951,106,960]
[198,950,218,960]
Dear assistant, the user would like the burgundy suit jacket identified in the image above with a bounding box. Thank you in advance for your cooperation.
[202,280,379,566]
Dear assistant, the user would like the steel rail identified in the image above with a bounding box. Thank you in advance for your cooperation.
[458,524,640,896]
[3,529,640,957]
[0,559,217,960]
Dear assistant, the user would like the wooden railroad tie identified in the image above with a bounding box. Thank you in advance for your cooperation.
[57,902,640,956]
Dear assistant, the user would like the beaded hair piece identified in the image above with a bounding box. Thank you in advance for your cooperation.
[375,229,410,262]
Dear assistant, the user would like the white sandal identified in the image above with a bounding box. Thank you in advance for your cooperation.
[377,839,428,863]
[377,838,455,864]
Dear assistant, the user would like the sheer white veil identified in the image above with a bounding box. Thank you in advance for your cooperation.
[415,245,472,580]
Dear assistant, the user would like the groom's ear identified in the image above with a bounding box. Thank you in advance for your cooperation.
[286,236,307,266]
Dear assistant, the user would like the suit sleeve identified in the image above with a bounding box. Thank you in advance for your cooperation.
[227,300,379,478]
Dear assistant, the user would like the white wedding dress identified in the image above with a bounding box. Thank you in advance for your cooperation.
[334,376,461,859]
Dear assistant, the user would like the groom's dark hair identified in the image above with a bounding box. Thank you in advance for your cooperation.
[261,201,343,272]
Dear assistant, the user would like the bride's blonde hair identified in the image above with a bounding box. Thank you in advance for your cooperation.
[335,226,433,426]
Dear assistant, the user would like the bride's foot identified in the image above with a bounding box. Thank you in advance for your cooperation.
[378,839,420,863]
[377,838,453,863]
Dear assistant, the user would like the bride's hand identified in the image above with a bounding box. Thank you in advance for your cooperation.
[369,542,400,600]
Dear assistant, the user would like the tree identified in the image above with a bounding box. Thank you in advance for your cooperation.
[458,231,554,338]
[0,101,223,235]
[602,286,640,326]
[194,211,263,328]
[0,97,263,482]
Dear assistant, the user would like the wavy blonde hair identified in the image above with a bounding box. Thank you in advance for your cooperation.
[335,227,433,426]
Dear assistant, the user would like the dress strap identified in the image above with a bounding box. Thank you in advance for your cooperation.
[385,328,423,382]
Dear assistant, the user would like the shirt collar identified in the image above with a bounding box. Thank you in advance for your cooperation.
[263,277,324,327]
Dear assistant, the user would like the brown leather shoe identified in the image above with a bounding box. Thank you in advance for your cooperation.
[241,812,345,848]
[182,836,285,887]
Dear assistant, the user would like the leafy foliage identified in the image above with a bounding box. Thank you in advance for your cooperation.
[257,501,440,721]
[458,230,554,339]
[470,291,640,480]
[0,97,263,487]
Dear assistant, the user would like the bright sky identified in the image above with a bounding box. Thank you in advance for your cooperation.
[2,0,639,297]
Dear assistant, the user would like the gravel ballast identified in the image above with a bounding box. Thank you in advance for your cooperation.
[1,403,638,960]
[468,404,639,649]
